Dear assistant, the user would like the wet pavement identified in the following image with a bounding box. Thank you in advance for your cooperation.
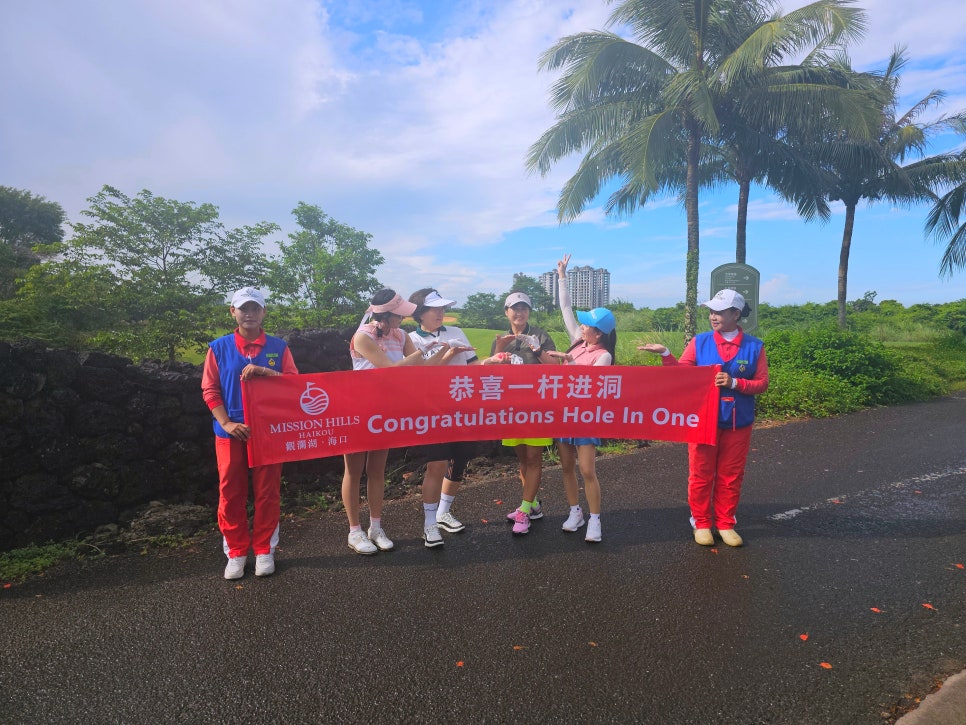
[1,395,964,723]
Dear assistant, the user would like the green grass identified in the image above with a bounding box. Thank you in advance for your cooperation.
[460,328,502,356]
[0,542,82,583]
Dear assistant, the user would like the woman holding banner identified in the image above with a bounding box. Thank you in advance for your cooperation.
[344,288,468,555]
[638,289,769,547]
[545,255,617,543]
[491,292,557,536]
[407,288,508,547]
[202,287,299,579]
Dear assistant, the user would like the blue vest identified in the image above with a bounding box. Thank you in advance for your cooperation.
[210,333,288,438]
[694,331,763,429]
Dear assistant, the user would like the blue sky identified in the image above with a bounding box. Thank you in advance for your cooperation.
[2,0,965,309]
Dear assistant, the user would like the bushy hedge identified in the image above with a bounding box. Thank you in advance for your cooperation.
[758,326,946,418]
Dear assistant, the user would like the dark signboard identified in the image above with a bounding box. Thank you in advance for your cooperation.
[709,263,760,333]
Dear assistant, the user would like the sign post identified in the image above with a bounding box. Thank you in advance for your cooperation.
[710,263,760,333]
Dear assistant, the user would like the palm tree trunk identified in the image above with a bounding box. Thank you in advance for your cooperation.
[837,203,856,329]
[736,177,750,264]
[684,120,701,343]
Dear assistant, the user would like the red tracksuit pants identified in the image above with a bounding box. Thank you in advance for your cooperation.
[216,436,282,558]
[687,425,753,530]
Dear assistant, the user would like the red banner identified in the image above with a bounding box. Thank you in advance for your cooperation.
[242,364,720,466]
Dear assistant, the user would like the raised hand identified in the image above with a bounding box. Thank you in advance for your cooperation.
[557,253,571,278]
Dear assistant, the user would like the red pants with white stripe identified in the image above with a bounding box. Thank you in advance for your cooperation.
[687,425,753,530]
[215,436,282,558]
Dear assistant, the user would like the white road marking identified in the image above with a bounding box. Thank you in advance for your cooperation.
[768,463,966,521]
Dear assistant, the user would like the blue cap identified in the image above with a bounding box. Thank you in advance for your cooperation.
[576,308,616,334]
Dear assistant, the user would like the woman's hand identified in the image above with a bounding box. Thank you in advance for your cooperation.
[546,351,573,364]
[440,343,474,363]
[557,253,571,279]
[493,333,516,352]
[637,343,668,355]
[240,363,278,380]
[222,421,251,441]
[483,352,510,364]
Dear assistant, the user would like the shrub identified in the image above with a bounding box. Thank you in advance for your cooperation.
[757,367,866,418]
[763,326,945,410]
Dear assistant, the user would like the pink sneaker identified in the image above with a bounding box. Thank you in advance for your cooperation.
[511,509,531,535]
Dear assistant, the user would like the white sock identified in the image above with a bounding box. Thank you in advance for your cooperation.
[423,503,438,528]
[589,513,601,522]
[349,525,362,534]
[571,505,582,515]
[369,517,381,531]
[438,493,455,515]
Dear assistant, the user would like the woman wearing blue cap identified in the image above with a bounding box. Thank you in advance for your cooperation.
[545,254,617,543]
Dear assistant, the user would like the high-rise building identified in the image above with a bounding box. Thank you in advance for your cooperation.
[540,266,610,309]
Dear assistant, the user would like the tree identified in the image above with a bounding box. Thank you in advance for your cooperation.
[608,297,636,312]
[267,203,384,328]
[802,48,966,328]
[528,0,867,341]
[923,136,966,278]
[0,187,66,299]
[925,170,966,278]
[712,1,872,263]
[458,292,505,329]
[15,185,275,361]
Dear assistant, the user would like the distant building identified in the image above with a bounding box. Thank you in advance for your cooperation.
[540,266,610,309]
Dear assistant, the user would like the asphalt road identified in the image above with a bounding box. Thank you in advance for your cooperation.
[2,395,964,724]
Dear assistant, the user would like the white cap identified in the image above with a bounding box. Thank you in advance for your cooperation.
[231,287,266,309]
[423,290,456,307]
[504,292,532,308]
[702,289,751,316]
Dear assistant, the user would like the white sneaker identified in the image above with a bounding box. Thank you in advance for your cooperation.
[423,524,444,548]
[254,553,275,576]
[367,526,394,551]
[224,556,247,580]
[562,506,585,532]
[348,530,377,555]
[585,517,602,543]
[436,511,465,533]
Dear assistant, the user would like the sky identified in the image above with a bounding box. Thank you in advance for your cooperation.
[3,0,966,310]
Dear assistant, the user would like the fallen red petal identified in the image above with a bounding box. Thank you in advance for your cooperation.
[819,662,833,669]
[456,661,464,667]
[799,634,809,641]
[922,603,935,610]
[870,607,882,613]
[955,563,964,569]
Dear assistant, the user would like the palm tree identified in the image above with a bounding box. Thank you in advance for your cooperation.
[923,137,966,277]
[527,0,869,340]
[718,52,878,263]
[802,48,966,327]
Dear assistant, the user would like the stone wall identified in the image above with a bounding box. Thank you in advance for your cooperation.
[0,329,377,551]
